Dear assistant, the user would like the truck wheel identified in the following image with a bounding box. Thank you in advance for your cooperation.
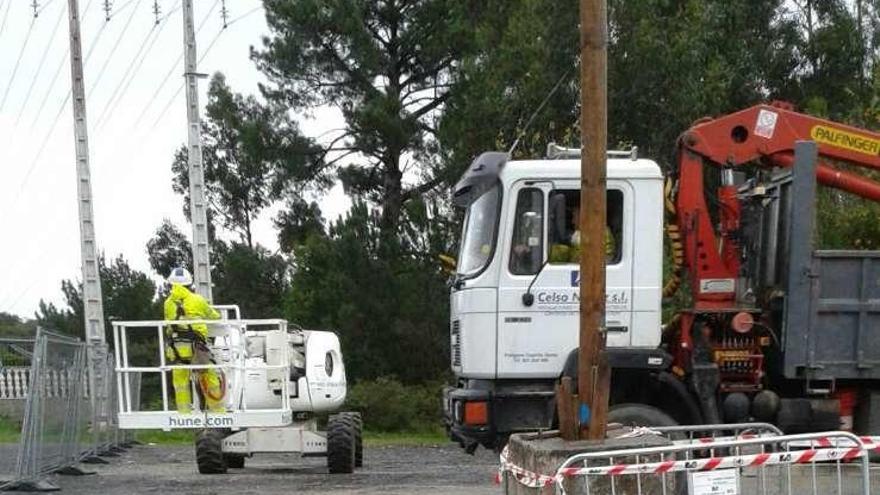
[608,403,679,428]
[327,414,356,474]
[195,430,227,474]
[609,404,686,495]
[223,454,245,469]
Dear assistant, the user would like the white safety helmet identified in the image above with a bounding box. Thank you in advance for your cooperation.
[167,267,193,286]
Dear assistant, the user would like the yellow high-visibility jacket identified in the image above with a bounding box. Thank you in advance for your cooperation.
[163,284,220,338]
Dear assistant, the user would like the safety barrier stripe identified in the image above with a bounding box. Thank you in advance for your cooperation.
[497,445,556,488]
[498,433,880,488]
[555,447,864,477]
[790,436,880,451]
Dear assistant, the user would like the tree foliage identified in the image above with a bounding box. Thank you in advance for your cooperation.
[172,73,321,247]
[33,0,880,391]
[254,0,480,253]
[0,312,37,337]
[35,255,160,341]
[285,203,450,383]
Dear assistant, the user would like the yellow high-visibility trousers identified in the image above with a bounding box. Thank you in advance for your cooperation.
[167,342,225,413]
[171,368,225,413]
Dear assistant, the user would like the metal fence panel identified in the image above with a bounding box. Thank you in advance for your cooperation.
[551,428,871,495]
[0,338,33,489]
[12,329,88,490]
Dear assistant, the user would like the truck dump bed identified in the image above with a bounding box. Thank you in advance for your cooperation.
[781,145,880,380]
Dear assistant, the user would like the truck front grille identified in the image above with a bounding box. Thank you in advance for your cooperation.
[451,319,461,367]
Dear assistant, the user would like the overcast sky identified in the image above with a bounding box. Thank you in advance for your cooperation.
[0,0,349,318]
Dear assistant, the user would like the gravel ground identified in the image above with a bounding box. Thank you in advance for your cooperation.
[39,443,500,494]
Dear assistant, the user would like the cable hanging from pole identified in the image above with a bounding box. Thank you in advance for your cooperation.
[146,3,262,134]
[4,0,107,219]
[86,0,144,99]
[93,3,175,130]
[130,0,220,130]
[14,1,66,128]
[0,1,11,38]
[28,0,94,131]
[0,12,39,112]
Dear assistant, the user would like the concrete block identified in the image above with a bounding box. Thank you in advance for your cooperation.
[502,428,680,495]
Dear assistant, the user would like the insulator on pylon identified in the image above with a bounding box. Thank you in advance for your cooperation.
[152,0,161,25]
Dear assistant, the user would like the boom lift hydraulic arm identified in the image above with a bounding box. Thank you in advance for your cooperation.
[675,101,880,310]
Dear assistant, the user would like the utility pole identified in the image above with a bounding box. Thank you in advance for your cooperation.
[577,0,610,440]
[182,0,212,301]
[67,0,109,454]
[67,0,105,347]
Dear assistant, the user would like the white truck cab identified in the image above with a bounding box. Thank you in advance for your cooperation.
[444,146,675,452]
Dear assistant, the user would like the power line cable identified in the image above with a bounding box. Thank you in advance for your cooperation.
[36,0,57,17]
[92,24,157,128]
[0,0,12,38]
[28,0,94,131]
[0,15,38,112]
[93,0,179,130]
[227,5,261,25]
[109,0,139,17]
[14,1,66,128]
[130,0,220,129]
[144,2,263,133]
[28,51,69,131]
[86,0,144,99]
[4,3,110,219]
[147,24,227,132]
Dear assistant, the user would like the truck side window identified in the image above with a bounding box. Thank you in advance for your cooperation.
[548,190,623,265]
[509,188,544,275]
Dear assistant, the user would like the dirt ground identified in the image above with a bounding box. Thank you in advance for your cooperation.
[42,442,500,494]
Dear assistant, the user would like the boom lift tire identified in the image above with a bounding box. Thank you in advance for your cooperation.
[327,413,357,474]
[343,412,364,467]
[196,429,228,474]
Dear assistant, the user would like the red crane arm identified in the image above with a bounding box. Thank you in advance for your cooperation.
[675,102,880,309]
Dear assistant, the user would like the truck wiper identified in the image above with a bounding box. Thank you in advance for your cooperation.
[521,259,550,307]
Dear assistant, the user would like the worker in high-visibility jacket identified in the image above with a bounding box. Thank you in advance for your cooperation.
[163,267,224,413]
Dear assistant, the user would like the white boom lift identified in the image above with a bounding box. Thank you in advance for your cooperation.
[111,305,362,474]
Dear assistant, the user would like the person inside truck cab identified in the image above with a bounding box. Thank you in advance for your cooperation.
[549,196,615,263]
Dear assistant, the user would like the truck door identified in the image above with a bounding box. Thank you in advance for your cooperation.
[496,180,634,378]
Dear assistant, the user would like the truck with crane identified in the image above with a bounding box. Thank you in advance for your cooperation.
[443,102,880,452]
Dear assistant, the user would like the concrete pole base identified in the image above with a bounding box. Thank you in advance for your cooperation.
[502,427,679,494]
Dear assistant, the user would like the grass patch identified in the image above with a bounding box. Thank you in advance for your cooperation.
[135,429,194,445]
[0,416,21,444]
[363,429,448,447]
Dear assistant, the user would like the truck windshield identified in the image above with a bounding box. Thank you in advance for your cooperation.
[457,184,501,277]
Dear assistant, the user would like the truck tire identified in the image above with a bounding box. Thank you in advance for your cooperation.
[223,454,245,469]
[327,414,356,474]
[196,430,227,474]
[609,404,686,495]
[608,403,679,428]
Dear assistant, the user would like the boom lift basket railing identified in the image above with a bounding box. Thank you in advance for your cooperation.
[111,318,294,430]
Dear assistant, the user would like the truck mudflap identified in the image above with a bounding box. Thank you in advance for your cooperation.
[443,382,556,452]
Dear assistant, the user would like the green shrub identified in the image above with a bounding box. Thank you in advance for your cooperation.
[345,377,443,433]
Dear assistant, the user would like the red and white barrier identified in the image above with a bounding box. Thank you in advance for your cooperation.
[556,447,863,478]
[497,430,879,490]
